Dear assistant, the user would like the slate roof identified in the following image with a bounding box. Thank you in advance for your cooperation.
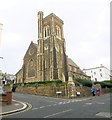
[67,58,88,76]
[67,58,79,68]
[79,69,87,76]
[33,42,37,48]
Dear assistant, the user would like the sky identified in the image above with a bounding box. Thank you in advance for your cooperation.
[0,0,110,75]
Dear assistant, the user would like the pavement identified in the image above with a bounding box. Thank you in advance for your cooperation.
[0,99,31,116]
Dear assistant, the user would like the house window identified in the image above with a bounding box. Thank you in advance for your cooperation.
[95,78,97,82]
[100,73,102,77]
[91,70,92,73]
[99,69,102,71]
[94,72,96,75]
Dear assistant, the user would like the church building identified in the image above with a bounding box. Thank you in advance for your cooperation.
[15,11,90,84]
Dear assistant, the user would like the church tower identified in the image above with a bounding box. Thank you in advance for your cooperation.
[37,11,45,81]
[37,11,68,82]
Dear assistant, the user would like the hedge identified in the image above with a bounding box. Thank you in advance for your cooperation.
[102,80,112,84]
[12,80,64,92]
[94,81,112,88]
[75,79,112,88]
[75,78,93,87]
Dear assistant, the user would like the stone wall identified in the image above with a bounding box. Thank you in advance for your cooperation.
[16,85,66,97]
[15,85,111,98]
[15,85,94,98]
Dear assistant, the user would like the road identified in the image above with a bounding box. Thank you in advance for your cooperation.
[3,93,111,118]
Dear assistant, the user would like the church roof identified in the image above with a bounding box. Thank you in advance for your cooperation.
[79,69,87,76]
[67,58,79,68]
[67,58,88,76]
[32,42,37,48]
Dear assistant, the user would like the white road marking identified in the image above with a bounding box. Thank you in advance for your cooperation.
[83,103,92,106]
[74,99,82,102]
[96,112,111,118]
[67,101,70,103]
[43,109,72,118]
[74,100,79,102]
[42,99,58,103]
[63,102,66,104]
[58,102,62,104]
[40,106,45,108]
[96,102,105,104]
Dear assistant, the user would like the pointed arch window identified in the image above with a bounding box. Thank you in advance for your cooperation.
[56,25,61,38]
[28,59,36,77]
[44,25,50,38]
[47,26,50,36]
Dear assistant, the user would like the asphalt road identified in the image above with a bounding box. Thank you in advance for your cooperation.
[3,93,111,118]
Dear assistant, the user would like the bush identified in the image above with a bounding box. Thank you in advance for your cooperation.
[11,80,64,92]
[20,80,63,87]
[76,78,93,87]
[73,80,81,86]
[102,80,112,84]
[94,81,112,88]
[12,84,18,92]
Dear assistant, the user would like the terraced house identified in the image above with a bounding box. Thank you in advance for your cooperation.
[15,11,90,84]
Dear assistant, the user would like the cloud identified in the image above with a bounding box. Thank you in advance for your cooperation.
[2,33,22,47]
[0,0,19,9]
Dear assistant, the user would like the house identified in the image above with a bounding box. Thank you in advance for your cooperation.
[0,71,16,84]
[83,64,111,82]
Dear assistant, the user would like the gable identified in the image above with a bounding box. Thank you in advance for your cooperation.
[23,41,37,60]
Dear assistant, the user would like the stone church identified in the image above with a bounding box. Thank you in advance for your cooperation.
[15,11,90,84]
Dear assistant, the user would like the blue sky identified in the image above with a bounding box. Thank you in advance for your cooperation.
[0,0,110,74]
